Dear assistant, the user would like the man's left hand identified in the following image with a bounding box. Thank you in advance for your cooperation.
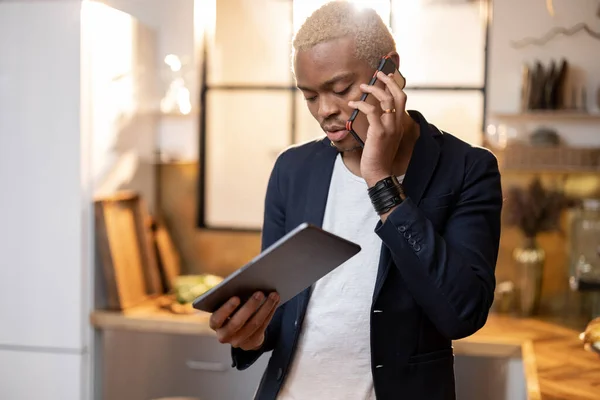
[348,70,408,187]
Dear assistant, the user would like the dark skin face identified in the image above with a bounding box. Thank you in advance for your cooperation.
[295,36,400,154]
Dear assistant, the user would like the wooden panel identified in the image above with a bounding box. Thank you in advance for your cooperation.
[498,144,600,172]
[154,220,182,292]
[464,315,600,400]
[95,191,162,309]
[133,197,163,295]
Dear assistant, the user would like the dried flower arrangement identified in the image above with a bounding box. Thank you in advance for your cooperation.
[503,176,576,240]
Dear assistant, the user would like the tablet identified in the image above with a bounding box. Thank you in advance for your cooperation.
[192,222,361,313]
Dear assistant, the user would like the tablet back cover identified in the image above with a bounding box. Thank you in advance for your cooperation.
[192,223,361,313]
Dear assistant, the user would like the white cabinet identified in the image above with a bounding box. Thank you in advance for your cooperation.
[0,350,83,400]
[101,330,268,400]
[0,1,158,399]
[0,3,90,399]
[0,0,86,351]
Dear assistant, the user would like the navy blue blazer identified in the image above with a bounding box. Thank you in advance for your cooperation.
[231,110,503,400]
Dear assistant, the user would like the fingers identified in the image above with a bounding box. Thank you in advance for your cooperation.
[356,74,403,135]
[211,291,281,351]
[376,71,407,113]
[359,83,394,111]
[380,85,397,134]
[209,296,241,330]
[230,292,280,348]
[215,292,265,343]
[348,100,384,136]
[236,297,279,350]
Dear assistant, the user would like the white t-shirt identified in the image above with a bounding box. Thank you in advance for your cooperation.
[277,153,404,400]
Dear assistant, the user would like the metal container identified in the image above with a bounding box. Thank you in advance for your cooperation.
[569,199,600,318]
[514,237,545,316]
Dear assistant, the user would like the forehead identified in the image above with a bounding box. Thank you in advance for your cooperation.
[294,37,365,88]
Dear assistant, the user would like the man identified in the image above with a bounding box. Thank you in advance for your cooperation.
[208,2,502,399]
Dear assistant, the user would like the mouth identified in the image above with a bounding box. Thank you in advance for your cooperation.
[324,127,349,142]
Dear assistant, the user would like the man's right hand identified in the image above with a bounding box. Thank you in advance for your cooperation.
[209,291,280,351]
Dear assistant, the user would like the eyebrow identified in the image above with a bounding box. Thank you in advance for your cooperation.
[297,72,356,92]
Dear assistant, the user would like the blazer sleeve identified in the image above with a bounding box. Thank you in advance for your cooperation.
[231,152,288,370]
[375,148,502,340]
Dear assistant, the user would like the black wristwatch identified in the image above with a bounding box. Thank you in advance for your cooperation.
[368,176,405,215]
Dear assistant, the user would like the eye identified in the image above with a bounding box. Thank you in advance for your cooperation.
[334,86,351,96]
[304,95,317,102]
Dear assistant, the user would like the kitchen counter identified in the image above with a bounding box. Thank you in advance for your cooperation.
[455,315,599,400]
[91,299,214,336]
[91,299,600,400]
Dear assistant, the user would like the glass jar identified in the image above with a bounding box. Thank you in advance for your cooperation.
[569,199,600,318]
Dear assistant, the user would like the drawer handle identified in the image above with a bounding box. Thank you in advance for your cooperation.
[185,360,228,372]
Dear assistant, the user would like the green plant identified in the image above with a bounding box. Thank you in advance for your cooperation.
[503,176,575,239]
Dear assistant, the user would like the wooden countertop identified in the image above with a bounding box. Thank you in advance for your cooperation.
[90,300,600,400]
[91,299,215,336]
[457,315,600,400]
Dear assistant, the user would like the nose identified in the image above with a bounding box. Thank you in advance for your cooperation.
[317,94,341,121]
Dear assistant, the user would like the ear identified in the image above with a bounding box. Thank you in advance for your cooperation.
[386,51,400,69]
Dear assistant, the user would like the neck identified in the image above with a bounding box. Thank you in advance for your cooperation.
[341,112,420,177]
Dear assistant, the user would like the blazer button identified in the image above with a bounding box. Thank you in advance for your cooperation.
[408,238,416,246]
[403,231,411,239]
[413,244,421,252]
[294,320,298,328]
[398,225,407,232]
[276,368,283,381]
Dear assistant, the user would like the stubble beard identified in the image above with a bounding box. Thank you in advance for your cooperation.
[330,142,362,153]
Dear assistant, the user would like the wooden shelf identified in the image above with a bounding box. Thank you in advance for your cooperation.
[491,111,600,122]
[493,143,600,173]
[153,160,197,166]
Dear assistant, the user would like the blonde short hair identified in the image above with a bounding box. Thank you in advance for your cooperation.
[292,1,396,70]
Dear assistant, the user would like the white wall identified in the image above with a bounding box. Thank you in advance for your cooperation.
[0,1,91,399]
[487,0,600,146]
[100,0,197,99]
[81,3,161,399]
[101,0,199,161]
[83,1,159,212]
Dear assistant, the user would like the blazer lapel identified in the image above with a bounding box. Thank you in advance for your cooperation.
[401,110,441,206]
[302,139,338,227]
[298,139,337,307]
[373,111,441,302]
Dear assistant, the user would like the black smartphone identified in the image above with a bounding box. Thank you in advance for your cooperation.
[346,55,406,147]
